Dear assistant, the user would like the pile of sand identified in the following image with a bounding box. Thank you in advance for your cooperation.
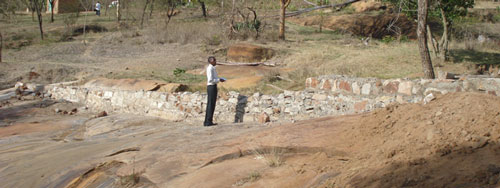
[337,92,500,187]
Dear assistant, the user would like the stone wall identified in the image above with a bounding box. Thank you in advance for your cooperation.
[45,75,500,123]
[306,75,500,97]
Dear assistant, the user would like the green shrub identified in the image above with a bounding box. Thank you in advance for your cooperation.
[381,35,396,44]
[173,68,186,77]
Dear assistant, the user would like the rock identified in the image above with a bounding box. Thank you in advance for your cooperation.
[383,81,399,94]
[55,108,62,113]
[361,83,371,95]
[423,93,435,104]
[398,81,413,96]
[258,112,270,123]
[157,84,188,93]
[96,111,108,118]
[227,43,274,62]
[352,82,361,95]
[306,78,320,88]
[437,71,457,80]
[339,81,352,92]
[273,108,281,114]
[354,101,368,112]
[320,80,332,90]
[312,94,327,101]
[69,108,78,115]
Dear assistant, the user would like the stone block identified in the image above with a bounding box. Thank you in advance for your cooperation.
[383,81,399,94]
[361,83,371,95]
[352,82,361,95]
[306,78,320,88]
[398,81,413,96]
[258,112,270,123]
[339,81,352,92]
[312,94,327,101]
[103,91,113,99]
[320,80,332,90]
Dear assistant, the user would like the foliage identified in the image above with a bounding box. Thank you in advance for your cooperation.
[381,35,396,43]
[233,19,261,32]
[173,68,186,77]
[383,0,474,22]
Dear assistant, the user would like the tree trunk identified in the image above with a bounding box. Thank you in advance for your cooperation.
[279,1,289,40]
[33,0,44,40]
[50,1,55,23]
[149,0,155,17]
[200,1,207,17]
[117,0,121,22]
[426,25,438,57]
[0,32,3,63]
[83,9,88,45]
[140,0,150,29]
[417,0,434,79]
[438,7,449,61]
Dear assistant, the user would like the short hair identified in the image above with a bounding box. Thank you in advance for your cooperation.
[208,56,216,63]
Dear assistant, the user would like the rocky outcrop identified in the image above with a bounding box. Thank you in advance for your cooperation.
[227,43,274,63]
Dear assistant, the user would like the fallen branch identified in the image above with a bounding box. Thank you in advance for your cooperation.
[268,0,361,18]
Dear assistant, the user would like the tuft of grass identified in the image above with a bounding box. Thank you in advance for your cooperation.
[233,171,261,186]
[252,147,285,167]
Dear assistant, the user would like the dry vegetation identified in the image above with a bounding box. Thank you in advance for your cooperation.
[0,0,499,93]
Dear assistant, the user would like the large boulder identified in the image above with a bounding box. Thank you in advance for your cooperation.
[227,43,274,63]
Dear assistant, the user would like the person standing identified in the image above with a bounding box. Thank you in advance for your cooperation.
[204,56,225,126]
[95,1,101,16]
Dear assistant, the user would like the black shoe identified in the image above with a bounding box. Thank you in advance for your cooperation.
[204,123,218,127]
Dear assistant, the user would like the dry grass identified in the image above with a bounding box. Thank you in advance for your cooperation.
[252,146,285,168]
[233,171,261,186]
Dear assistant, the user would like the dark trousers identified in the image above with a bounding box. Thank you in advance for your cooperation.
[96,10,100,16]
[204,85,217,126]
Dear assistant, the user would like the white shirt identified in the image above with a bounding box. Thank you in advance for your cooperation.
[96,3,101,10]
[206,64,220,85]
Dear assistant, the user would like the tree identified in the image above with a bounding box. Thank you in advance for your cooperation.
[141,0,151,28]
[417,0,435,79]
[117,0,121,22]
[49,0,55,23]
[384,0,474,61]
[32,0,44,40]
[160,0,180,27]
[199,0,207,17]
[279,0,291,40]
[79,0,93,45]
[427,0,474,61]
[0,31,3,63]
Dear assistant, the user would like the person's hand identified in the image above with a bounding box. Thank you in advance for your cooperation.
[220,78,226,82]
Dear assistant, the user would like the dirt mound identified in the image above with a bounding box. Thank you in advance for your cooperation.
[290,13,417,39]
[227,43,274,63]
[338,92,500,187]
[72,24,108,36]
[175,92,500,187]
[351,0,387,12]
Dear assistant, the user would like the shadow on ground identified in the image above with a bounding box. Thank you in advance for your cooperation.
[349,142,500,188]
[450,49,500,65]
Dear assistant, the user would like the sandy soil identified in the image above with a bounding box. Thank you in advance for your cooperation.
[1,92,499,188]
